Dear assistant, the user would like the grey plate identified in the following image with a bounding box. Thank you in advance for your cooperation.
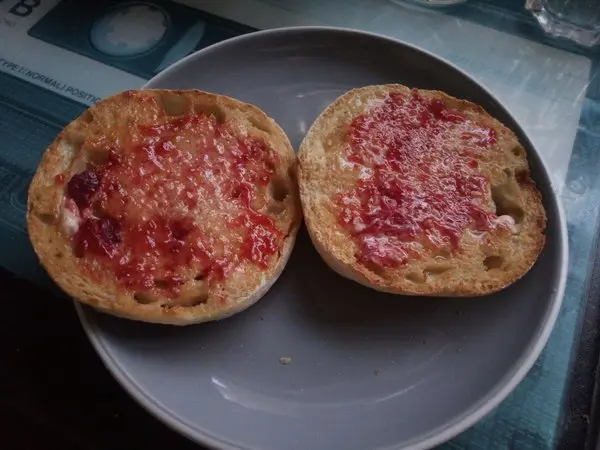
[76,27,568,450]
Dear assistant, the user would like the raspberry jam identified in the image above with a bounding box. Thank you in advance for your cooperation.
[338,91,501,268]
[74,216,121,259]
[54,174,65,185]
[65,112,282,295]
[67,170,100,208]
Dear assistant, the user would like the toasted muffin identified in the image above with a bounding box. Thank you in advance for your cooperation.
[298,84,546,296]
[27,89,301,324]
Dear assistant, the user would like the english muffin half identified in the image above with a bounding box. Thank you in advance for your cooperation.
[298,84,546,296]
[28,89,301,324]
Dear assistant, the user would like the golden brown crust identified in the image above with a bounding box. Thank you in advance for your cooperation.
[27,89,301,324]
[298,84,546,297]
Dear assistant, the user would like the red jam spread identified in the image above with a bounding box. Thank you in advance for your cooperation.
[64,112,282,295]
[67,170,100,208]
[337,90,501,268]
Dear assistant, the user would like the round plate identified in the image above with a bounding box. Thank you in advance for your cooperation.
[76,27,568,450]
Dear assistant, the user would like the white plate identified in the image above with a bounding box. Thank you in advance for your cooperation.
[77,27,568,450]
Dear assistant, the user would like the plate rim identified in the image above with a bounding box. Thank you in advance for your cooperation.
[75,25,569,450]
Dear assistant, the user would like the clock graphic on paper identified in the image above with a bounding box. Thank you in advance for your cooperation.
[28,0,255,79]
[89,2,169,58]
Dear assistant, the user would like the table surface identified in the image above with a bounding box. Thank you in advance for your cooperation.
[1,0,600,449]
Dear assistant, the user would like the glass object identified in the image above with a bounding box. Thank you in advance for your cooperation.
[526,0,600,47]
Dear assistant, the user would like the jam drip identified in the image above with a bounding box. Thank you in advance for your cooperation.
[338,91,500,268]
[67,112,282,296]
